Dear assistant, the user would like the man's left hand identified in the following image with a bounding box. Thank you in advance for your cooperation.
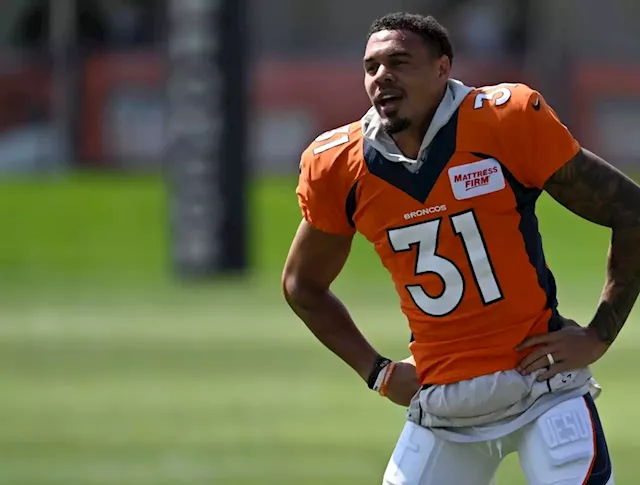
[516,321,609,381]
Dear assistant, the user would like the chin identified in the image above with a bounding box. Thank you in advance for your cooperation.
[382,117,411,135]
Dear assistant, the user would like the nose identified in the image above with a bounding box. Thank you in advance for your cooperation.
[372,64,394,85]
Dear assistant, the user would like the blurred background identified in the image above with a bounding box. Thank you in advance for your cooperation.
[1,1,639,484]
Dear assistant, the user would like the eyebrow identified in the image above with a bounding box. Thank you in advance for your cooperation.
[363,51,412,64]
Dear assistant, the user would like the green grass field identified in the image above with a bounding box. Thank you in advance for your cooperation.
[0,174,638,484]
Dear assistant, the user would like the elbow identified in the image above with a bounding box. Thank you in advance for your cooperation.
[282,269,303,308]
[612,219,640,236]
[281,270,320,311]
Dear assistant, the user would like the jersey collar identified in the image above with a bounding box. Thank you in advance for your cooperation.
[361,78,473,165]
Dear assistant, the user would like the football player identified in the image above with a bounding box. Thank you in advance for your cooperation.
[283,12,637,484]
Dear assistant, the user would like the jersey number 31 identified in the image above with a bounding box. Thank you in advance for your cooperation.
[388,210,503,317]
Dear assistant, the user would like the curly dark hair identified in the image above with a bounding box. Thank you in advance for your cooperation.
[367,12,454,64]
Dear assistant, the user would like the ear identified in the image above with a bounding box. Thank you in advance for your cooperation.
[438,55,451,78]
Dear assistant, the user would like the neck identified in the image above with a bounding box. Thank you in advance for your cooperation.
[392,126,429,160]
[392,85,447,160]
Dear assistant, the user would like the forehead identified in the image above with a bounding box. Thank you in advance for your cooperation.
[364,29,428,60]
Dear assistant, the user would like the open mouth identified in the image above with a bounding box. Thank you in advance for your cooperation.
[376,92,403,111]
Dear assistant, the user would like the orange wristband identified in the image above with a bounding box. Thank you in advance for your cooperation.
[379,362,397,397]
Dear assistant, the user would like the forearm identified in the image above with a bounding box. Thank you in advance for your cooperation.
[543,148,640,345]
[284,283,380,381]
[589,226,640,344]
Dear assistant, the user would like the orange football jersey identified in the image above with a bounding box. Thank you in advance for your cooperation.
[296,83,580,386]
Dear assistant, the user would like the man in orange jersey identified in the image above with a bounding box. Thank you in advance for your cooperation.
[282,12,637,484]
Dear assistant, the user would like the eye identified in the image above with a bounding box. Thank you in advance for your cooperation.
[389,59,407,68]
[365,64,379,75]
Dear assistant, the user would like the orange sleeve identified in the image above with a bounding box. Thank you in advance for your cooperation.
[499,89,580,189]
[296,149,356,236]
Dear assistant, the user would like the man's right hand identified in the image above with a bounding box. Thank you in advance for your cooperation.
[385,360,420,407]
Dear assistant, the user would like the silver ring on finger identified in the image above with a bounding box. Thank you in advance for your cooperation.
[546,353,555,365]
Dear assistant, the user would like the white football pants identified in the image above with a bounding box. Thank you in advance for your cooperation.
[382,394,613,485]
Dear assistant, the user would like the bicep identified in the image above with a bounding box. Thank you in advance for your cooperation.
[543,148,640,228]
[283,219,353,293]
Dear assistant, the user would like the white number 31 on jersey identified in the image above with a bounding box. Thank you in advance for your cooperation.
[474,84,519,110]
[388,211,503,317]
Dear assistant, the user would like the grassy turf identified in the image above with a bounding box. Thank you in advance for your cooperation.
[0,174,637,484]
